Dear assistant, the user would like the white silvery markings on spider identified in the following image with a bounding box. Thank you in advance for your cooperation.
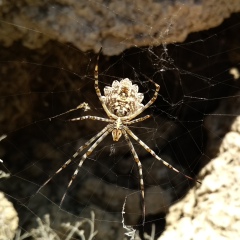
[37,48,200,224]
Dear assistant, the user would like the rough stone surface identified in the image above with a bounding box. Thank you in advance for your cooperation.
[159,91,240,240]
[0,192,19,240]
[0,0,240,55]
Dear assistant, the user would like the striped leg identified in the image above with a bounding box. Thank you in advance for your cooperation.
[94,48,116,119]
[94,48,104,102]
[125,127,201,183]
[68,115,114,123]
[37,125,112,194]
[49,102,90,120]
[122,129,146,225]
[60,125,113,207]
[126,115,151,125]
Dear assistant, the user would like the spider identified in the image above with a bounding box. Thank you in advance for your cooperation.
[38,48,199,224]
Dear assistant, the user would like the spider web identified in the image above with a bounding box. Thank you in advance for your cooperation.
[0,1,240,239]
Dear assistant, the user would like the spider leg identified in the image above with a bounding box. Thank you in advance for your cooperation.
[94,48,117,119]
[94,48,103,101]
[125,115,151,125]
[122,129,146,225]
[125,127,201,183]
[60,125,113,207]
[67,115,114,123]
[37,124,112,194]
[49,102,90,120]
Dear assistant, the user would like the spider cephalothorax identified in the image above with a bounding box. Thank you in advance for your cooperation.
[102,78,144,117]
[39,49,199,225]
[112,118,124,141]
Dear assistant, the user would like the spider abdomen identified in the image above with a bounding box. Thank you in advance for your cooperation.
[113,101,131,116]
[102,78,144,117]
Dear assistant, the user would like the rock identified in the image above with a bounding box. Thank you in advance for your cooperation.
[160,92,240,240]
[0,0,240,55]
[0,192,19,240]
